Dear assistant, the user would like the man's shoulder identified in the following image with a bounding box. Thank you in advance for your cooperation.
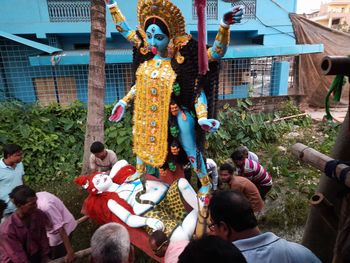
[106,149,117,157]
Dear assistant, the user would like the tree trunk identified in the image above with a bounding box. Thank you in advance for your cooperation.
[81,0,106,175]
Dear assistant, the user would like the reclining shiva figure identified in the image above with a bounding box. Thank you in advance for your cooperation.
[75,160,200,237]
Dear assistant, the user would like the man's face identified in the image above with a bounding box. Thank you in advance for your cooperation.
[208,213,230,241]
[94,150,107,160]
[233,159,243,167]
[18,196,38,216]
[8,151,23,164]
[219,170,232,184]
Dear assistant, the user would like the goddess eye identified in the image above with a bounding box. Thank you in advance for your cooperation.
[155,35,165,41]
[147,33,152,39]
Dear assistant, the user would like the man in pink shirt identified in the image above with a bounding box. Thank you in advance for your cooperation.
[0,185,50,263]
[36,191,77,262]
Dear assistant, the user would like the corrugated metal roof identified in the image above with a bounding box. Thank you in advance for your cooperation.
[0,30,62,54]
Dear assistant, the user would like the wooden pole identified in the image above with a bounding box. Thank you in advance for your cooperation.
[291,142,347,263]
[291,143,350,187]
[48,248,91,263]
[310,192,338,232]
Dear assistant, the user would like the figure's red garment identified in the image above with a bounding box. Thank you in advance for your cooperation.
[75,164,185,262]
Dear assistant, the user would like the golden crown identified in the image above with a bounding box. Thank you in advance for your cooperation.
[137,0,186,40]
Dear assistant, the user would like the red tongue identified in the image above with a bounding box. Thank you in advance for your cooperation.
[151,46,157,55]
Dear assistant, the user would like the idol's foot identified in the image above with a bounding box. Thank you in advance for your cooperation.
[197,183,212,202]
[125,172,141,182]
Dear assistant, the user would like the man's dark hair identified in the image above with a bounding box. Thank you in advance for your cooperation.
[178,235,247,263]
[3,144,22,159]
[209,190,257,232]
[149,230,168,247]
[90,141,105,154]
[231,150,244,161]
[219,163,234,175]
[9,185,36,206]
[0,199,7,215]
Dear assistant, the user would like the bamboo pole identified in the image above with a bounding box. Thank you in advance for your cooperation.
[48,248,91,263]
[310,192,338,232]
[291,143,350,187]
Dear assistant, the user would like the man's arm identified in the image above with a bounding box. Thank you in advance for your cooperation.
[58,227,75,263]
[89,154,97,173]
[0,234,30,263]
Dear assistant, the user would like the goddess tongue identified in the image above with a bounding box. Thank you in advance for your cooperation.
[151,46,157,55]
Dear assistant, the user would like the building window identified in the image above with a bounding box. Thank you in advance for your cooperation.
[192,0,218,20]
[34,76,77,106]
[232,0,256,20]
[47,0,91,22]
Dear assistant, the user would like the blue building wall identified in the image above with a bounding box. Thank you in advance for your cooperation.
[0,0,322,104]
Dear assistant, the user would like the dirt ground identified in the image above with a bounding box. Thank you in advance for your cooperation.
[306,106,348,122]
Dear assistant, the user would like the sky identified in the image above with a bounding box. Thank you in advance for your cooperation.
[296,0,327,13]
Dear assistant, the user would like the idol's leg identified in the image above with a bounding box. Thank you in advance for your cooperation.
[177,111,211,199]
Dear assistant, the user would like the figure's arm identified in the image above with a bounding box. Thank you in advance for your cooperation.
[109,85,137,122]
[208,6,243,61]
[107,199,164,231]
[105,0,143,48]
[195,91,220,132]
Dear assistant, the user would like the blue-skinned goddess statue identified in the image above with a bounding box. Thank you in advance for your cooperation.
[106,0,243,199]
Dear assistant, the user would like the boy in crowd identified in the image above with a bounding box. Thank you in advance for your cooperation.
[89,141,118,173]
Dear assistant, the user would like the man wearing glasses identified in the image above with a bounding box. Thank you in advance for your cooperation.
[208,190,321,263]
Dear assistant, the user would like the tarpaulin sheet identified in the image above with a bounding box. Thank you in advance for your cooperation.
[290,14,350,107]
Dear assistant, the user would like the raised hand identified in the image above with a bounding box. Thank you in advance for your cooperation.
[222,6,244,25]
[198,118,220,133]
[109,100,126,122]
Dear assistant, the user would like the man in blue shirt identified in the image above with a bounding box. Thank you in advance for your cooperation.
[208,190,321,263]
[0,144,24,217]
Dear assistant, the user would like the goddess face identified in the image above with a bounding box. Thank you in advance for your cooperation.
[92,173,113,192]
[146,24,169,56]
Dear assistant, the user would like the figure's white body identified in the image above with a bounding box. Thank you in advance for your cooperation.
[92,162,200,232]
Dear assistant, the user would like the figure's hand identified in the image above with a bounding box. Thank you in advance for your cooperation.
[222,6,244,26]
[147,218,165,231]
[104,0,117,5]
[109,100,126,122]
[198,118,220,133]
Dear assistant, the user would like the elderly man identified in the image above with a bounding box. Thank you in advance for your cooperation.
[91,222,134,263]
[208,190,321,263]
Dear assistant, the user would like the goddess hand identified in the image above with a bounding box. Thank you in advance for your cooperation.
[222,6,244,25]
[198,118,220,133]
[104,0,117,5]
[109,100,126,122]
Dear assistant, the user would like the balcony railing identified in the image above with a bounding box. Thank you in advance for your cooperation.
[232,0,256,20]
[47,0,91,22]
[192,0,218,20]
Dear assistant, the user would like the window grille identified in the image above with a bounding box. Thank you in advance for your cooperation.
[192,0,218,20]
[231,0,256,20]
[0,37,297,105]
[47,0,91,22]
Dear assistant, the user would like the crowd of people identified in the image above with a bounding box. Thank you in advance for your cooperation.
[0,142,322,262]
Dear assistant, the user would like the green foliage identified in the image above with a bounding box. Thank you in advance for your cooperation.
[206,99,291,163]
[0,101,133,183]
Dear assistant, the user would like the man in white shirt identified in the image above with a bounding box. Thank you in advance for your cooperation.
[89,141,118,173]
